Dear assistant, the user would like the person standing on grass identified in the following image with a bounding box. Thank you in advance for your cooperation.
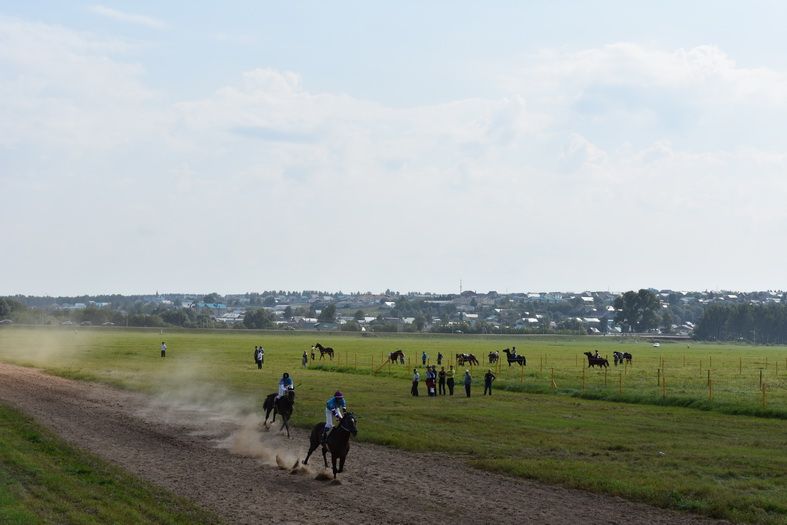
[302,350,308,368]
[426,366,437,397]
[463,369,472,398]
[437,352,443,365]
[258,345,265,366]
[254,346,263,369]
[160,341,167,358]
[422,351,428,366]
[411,368,420,396]
[483,369,496,396]
[438,366,446,395]
[446,365,456,395]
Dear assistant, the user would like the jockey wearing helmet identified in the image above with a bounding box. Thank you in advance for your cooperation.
[277,372,294,399]
[323,391,346,440]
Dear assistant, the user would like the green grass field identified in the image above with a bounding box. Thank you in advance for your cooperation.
[2,327,787,524]
[0,402,220,524]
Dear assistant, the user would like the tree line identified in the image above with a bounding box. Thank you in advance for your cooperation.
[694,303,787,344]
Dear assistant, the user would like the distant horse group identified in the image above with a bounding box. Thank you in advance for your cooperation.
[584,351,610,368]
[502,348,526,367]
[389,349,406,364]
[313,342,334,360]
[456,353,479,366]
[262,388,296,438]
[613,351,633,366]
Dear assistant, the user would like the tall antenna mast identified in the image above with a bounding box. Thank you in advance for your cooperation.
[459,279,463,294]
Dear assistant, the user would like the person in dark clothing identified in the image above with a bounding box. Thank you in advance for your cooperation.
[438,366,446,395]
[463,369,472,398]
[446,365,455,395]
[483,369,496,395]
[437,352,443,365]
[411,368,420,396]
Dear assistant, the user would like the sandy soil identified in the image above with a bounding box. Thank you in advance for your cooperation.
[0,363,730,525]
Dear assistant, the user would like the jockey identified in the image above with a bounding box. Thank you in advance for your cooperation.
[277,372,293,399]
[323,391,346,442]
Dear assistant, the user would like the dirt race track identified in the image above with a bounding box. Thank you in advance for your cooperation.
[0,363,730,525]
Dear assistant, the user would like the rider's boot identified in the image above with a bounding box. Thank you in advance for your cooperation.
[321,427,330,444]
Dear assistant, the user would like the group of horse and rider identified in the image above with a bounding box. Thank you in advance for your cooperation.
[259,360,356,479]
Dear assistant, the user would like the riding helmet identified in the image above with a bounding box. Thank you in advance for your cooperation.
[334,391,344,398]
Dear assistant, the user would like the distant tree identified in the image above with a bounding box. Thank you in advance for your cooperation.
[613,289,660,332]
[353,309,365,321]
[203,293,220,304]
[661,310,673,333]
[0,298,9,317]
[283,306,293,319]
[263,296,277,307]
[318,304,336,322]
[414,315,426,331]
[341,320,360,331]
[243,309,275,329]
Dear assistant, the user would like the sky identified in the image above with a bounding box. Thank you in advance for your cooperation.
[2,1,787,296]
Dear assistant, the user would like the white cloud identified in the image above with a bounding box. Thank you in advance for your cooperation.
[88,5,166,30]
[2,22,787,293]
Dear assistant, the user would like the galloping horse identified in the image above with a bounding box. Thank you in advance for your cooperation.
[503,348,526,367]
[584,351,609,368]
[389,349,406,364]
[262,388,295,438]
[488,351,499,364]
[456,353,479,366]
[613,351,633,366]
[303,413,358,479]
[313,343,334,360]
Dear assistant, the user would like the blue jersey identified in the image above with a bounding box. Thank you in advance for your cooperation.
[279,377,293,388]
[326,397,346,412]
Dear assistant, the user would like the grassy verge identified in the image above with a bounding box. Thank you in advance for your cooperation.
[0,403,221,525]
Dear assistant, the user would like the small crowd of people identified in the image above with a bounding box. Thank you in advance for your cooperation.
[410,365,497,397]
[421,351,445,366]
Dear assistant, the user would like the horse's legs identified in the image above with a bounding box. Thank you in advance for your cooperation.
[304,441,318,464]
[332,453,339,478]
[280,417,290,438]
[322,444,329,468]
[338,453,346,474]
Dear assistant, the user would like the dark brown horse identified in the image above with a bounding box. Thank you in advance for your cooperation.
[389,349,405,364]
[262,389,295,438]
[313,343,334,360]
[488,351,499,364]
[503,348,526,366]
[584,351,609,368]
[303,413,358,479]
[613,351,633,366]
[456,353,479,366]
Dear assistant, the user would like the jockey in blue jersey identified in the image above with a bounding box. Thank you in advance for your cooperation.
[323,391,346,442]
[277,372,293,399]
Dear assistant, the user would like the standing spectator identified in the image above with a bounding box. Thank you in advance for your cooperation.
[411,368,420,396]
[302,350,308,368]
[463,369,472,398]
[483,369,496,396]
[259,345,265,366]
[310,347,316,361]
[426,366,436,397]
[421,351,428,366]
[160,341,167,358]
[438,366,446,395]
[437,352,443,365]
[446,365,456,395]
[254,346,263,369]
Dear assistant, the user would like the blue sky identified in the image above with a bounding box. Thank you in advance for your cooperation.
[2,2,786,295]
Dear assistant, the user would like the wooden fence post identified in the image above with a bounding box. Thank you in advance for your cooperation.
[371,355,374,375]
